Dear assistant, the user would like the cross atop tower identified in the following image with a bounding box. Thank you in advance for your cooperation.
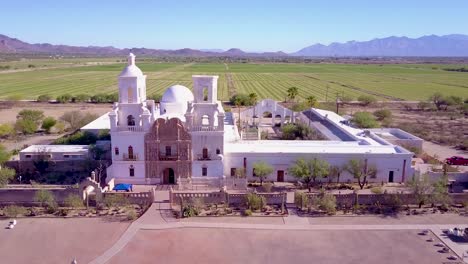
[127,53,135,66]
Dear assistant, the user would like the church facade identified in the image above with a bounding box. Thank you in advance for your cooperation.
[107,54,414,185]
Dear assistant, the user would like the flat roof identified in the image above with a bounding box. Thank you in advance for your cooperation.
[225,140,402,155]
[81,113,110,130]
[20,145,89,153]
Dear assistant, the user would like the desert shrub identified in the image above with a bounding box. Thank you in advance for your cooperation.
[64,194,84,208]
[370,186,383,194]
[245,193,265,211]
[126,208,138,220]
[243,209,252,216]
[60,111,98,131]
[294,192,309,210]
[182,205,198,218]
[373,109,392,121]
[90,93,118,103]
[0,124,14,138]
[41,117,57,133]
[357,95,377,106]
[191,197,205,211]
[54,131,98,145]
[37,94,52,102]
[351,112,379,128]
[56,94,72,103]
[417,101,431,111]
[3,205,27,218]
[103,195,129,208]
[0,167,15,187]
[73,94,91,103]
[318,193,337,215]
[34,189,55,208]
[46,201,58,214]
[15,119,37,134]
[262,182,273,193]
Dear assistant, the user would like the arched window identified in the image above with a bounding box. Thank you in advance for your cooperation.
[216,148,221,155]
[201,115,209,126]
[114,147,119,155]
[203,87,208,101]
[202,148,208,159]
[127,115,135,126]
[127,87,133,103]
[129,165,135,177]
[128,146,134,159]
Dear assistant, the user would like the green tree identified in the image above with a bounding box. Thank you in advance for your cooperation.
[0,167,15,187]
[431,174,451,208]
[248,92,258,106]
[252,161,274,185]
[73,94,91,103]
[17,109,44,123]
[429,92,446,111]
[287,87,299,102]
[60,111,98,131]
[37,94,52,102]
[148,93,162,102]
[0,124,14,138]
[329,165,344,184]
[351,112,379,128]
[345,159,377,189]
[15,118,37,134]
[306,95,318,108]
[56,94,72,103]
[357,95,377,106]
[41,116,57,133]
[289,158,329,192]
[0,144,11,164]
[34,189,55,208]
[408,174,432,208]
[373,109,392,121]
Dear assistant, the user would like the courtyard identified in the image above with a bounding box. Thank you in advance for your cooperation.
[108,228,455,264]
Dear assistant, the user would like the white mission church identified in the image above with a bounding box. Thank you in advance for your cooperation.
[106,54,415,185]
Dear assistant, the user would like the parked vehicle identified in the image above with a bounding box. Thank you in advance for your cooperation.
[445,156,468,166]
[113,183,133,192]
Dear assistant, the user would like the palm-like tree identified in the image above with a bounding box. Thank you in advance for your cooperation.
[306,95,318,108]
[287,87,299,102]
[248,92,258,125]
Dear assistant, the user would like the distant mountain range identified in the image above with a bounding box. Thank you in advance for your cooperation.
[293,34,468,57]
[1,34,468,57]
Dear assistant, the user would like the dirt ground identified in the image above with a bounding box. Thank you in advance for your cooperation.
[0,101,112,124]
[0,218,129,264]
[109,228,452,264]
[0,102,112,151]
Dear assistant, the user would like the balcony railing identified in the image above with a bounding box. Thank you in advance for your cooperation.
[122,153,139,161]
[191,126,219,132]
[159,152,179,161]
[117,126,144,132]
[196,154,212,161]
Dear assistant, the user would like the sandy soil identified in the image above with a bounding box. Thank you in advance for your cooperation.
[0,218,129,264]
[109,228,451,264]
[0,101,112,124]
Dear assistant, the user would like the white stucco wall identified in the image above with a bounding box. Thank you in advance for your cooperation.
[223,152,413,183]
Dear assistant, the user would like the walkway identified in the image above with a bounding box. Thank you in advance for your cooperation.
[90,190,468,264]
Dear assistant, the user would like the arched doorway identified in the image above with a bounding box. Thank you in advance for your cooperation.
[274,114,282,127]
[163,168,175,184]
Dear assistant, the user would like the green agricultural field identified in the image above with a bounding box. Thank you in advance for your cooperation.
[0,59,467,101]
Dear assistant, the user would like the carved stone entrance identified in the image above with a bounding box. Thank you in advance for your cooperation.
[163,168,175,184]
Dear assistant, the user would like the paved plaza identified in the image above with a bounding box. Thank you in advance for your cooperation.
[108,228,455,264]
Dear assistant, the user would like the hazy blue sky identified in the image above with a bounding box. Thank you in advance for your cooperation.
[2,0,468,52]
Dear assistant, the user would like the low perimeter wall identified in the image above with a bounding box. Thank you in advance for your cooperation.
[169,190,286,206]
[102,191,154,205]
[305,193,468,206]
[0,188,78,206]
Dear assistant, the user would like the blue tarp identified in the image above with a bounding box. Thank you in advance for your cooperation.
[113,183,133,191]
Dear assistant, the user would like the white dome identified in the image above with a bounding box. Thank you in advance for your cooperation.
[119,65,143,77]
[161,85,194,103]
[119,53,143,77]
